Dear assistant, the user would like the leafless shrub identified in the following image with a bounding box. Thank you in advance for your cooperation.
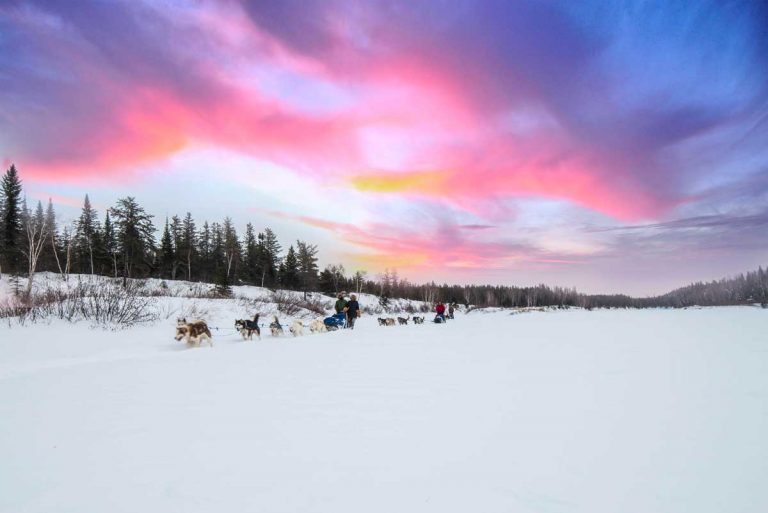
[270,291,331,317]
[177,302,210,322]
[0,279,158,329]
[271,291,303,316]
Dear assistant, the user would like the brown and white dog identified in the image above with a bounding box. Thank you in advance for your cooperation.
[385,317,396,326]
[289,320,304,337]
[175,319,213,347]
[270,316,284,336]
[235,314,261,340]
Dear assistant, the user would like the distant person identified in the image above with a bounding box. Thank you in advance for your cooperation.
[435,301,446,322]
[334,292,348,315]
[345,294,361,329]
[448,304,455,319]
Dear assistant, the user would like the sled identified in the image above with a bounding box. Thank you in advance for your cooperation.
[324,313,347,330]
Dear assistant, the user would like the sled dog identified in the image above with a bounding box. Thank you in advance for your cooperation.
[309,319,327,333]
[235,314,260,340]
[175,320,213,347]
[289,320,304,337]
[270,316,284,336]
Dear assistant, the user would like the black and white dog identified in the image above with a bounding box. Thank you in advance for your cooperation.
[270,316,284,336]
[412,316,425,324]
[235,314,260,340]
[397,316,410,325]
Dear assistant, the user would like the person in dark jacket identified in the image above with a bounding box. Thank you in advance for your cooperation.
[334,292,348,314]
[344,294,361,329]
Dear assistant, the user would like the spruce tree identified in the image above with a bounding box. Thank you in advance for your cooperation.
[74,194,99,274]
[296,240,319,297]
[1,164,23,275]
[102,212,117,277]
[159,218,174,279]
[280,245,300,289]
[108,197,156,280]
[222,217,240,281]
[181,213,196,280]
[258,227,281,287]
[42,199,62,274]
[197,221,212,282]
[243,223,259,284]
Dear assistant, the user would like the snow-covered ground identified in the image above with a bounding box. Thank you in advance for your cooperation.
[1,303,766,513]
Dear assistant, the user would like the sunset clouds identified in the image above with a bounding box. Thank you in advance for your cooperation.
[1,0,766,293]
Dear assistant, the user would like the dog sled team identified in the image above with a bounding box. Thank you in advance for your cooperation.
[174,293,458,347]
[377,300,455,326]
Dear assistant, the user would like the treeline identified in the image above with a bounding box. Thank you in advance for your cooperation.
[0,165,328,296]
[348,269,768,309]
[1,164,766,308]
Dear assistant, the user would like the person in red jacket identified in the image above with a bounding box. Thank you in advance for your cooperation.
[435,301,446,322]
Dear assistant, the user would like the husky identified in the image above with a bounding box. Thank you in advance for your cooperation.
[397,315,410,325]
[289,320,304,337]
[270,316,284,336]
[235,314,260,340]
[412,316,425,324]
[175,320,213,347]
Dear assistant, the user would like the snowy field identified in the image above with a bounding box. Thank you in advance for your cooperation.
[1,306,766,513]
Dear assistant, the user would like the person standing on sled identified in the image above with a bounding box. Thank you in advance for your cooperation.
[345,294,361,329]
[435,301,446,322]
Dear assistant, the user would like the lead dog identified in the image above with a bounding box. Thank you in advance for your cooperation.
[235,314,261,340]
[175,319,213,347]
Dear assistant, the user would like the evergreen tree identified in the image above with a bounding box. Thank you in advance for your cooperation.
[180,212,197,280]
[197,221,212,282]
[257,227,281,287]
[74,194,99,274]
[170,215,182,279]
[222,217,240,281]
[279,245,300,289]
[108,197,156,280]
[1,164,23,275]
[296,240,319,297]
[101,212,118,277]
[243,223,259,284]
[159,218,174,279]
[40,199,61,273]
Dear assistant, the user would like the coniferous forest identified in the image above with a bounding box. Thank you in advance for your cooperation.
[1,165,766,308]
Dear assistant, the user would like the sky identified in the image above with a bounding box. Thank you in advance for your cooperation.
[1,0,767,296]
